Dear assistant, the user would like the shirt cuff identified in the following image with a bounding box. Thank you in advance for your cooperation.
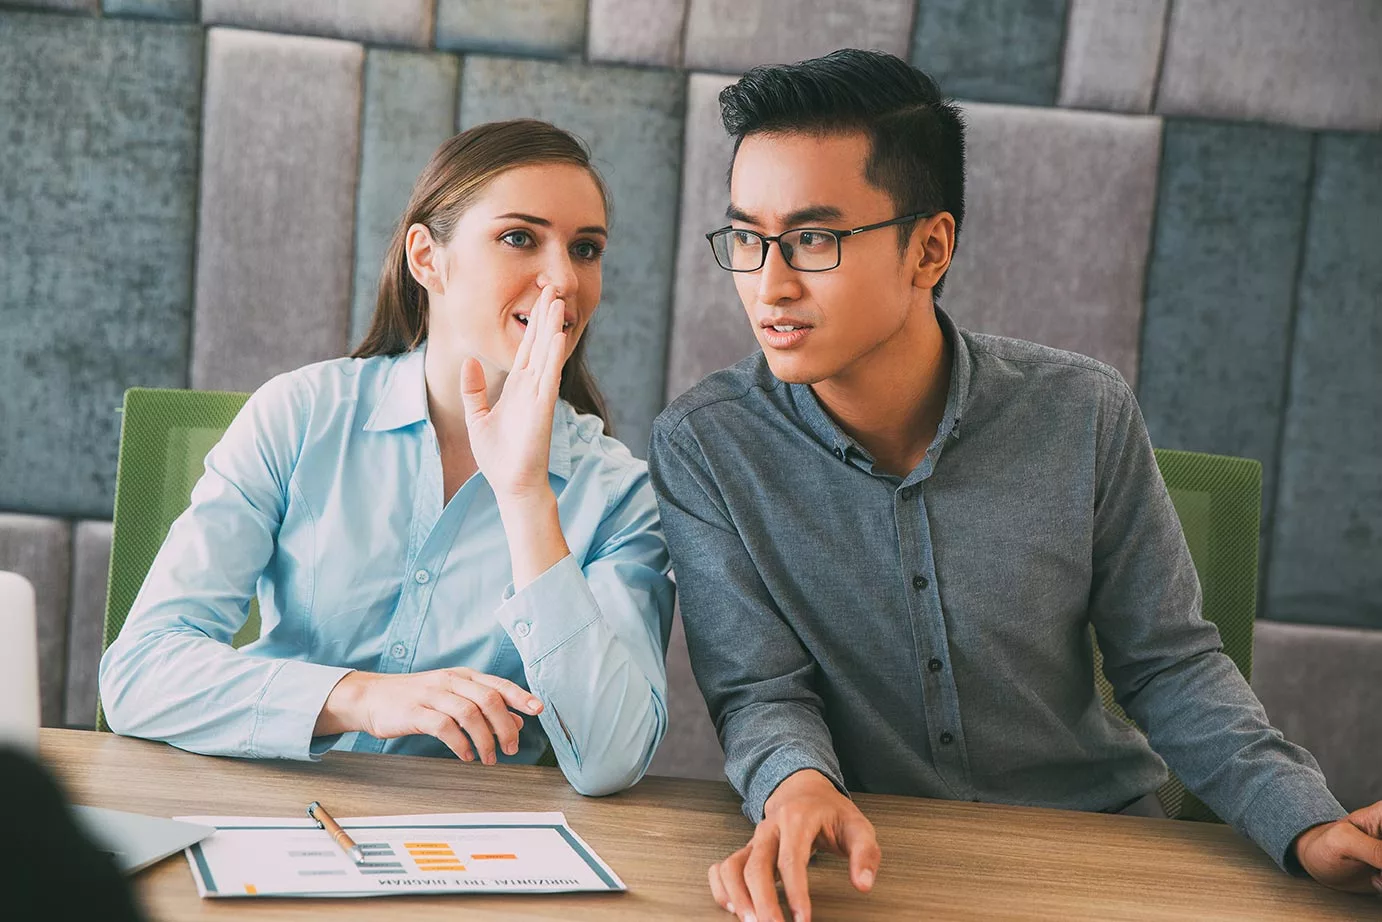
[1239,769,1348,873]
[494,554,600,664]
[744,746,849,823]
[249,660,354,761]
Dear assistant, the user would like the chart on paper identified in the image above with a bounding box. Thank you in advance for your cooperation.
[176,812,625,898]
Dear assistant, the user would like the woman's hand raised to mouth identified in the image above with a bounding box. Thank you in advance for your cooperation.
[460,285,569,506]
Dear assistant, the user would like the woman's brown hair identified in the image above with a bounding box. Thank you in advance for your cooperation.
[352,118,612,431]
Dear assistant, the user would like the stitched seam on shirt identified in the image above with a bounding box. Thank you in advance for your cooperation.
[247,658,289,759]
[288,477,318,649]
[527,612,602,667]
[659,375,785,437]
[966,343,1127,387]
[599,463,639,527]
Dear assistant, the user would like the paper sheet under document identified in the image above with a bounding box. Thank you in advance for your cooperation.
[175,812,625,898]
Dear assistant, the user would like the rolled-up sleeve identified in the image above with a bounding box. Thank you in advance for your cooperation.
[98,373,351,760]
[648,419,846,822]
[493,468,675,797]
[1089,378,1346,871]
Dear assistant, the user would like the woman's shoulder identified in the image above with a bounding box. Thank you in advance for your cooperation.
[560,403,649,495]
[236,353,405,442]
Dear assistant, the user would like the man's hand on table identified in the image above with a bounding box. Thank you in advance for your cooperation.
[708,769,880,922]
[1293,800,1382,896]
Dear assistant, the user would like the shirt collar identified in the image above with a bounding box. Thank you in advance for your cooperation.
[363,343,575,482]
[787,306,974,463]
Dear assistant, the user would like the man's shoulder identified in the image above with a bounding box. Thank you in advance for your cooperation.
[654,352,781,442]
[962,328,1132,404]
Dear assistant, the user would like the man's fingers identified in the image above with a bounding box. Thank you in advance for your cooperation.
[466,671,543,715]
[707,862,732,913]
[775,822,815,922]
[744,828,786,922]
[1337,823,1382,873]
[719,848,755,921]
[839,814,881,892]
[459,357,490,425]
[1348,800,1382,838]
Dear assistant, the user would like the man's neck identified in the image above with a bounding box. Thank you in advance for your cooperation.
[810,307,952,479]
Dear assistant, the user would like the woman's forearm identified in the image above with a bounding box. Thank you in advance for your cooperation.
[496,488,572,591]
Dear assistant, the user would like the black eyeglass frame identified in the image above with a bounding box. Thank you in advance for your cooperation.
[705,211,934,272]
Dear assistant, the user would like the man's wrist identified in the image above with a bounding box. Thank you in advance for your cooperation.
[764,769,838,818]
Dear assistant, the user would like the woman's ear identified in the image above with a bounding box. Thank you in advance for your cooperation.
[911,212,956,293]
[405,223,445,294]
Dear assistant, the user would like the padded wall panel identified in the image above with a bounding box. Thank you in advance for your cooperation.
[648,606,726,781]
[1058,0,1167,113]
[65,520,112,730]
[0,514,73,727]
[1253,621,1382,810]
[201,0,434,47]
[664,73,750,401]
[1268,133,1382,629]
[190,28,362,393]
[684,0,912,74]
[1158,0,1382,131]
[459,57,686,457]
[587,0,686,67]
[1137,121,1313,550]
[351,49,460,347]
[0,12,202,519]
[943,103,1161,383]
[911,0,1068,106]
[436,0,586,57]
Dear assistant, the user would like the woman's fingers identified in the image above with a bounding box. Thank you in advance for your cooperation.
[428,692,500,764]
[513,285,553,372]
[416,708,475,763]
[452,680,523,758]
[464,671,544,715]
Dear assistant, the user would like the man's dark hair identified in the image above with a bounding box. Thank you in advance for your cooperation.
[719,48,966,300]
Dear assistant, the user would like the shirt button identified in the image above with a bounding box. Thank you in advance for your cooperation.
[390,642,406,659]
[912,574,929,590]
[900,487,913,502]
[514,621,532,638]
[928,657,943,673]
[833,447,845,460]
[940,731,954,745]
[414,569,430,584]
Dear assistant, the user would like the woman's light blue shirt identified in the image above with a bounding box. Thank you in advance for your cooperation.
[99,346,676,796]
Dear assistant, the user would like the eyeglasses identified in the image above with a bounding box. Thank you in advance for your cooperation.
[705,212,932,273]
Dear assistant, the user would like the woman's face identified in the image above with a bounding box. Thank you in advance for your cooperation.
[412,162,607,372]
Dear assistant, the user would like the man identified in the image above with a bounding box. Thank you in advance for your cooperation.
[648,49,1382,922]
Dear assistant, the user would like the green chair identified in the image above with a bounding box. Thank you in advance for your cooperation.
[1093,449,1263,822]
[96,388,256,731]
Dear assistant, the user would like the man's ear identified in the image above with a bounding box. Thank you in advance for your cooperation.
[911,212,956,292]
[406,223,445,294]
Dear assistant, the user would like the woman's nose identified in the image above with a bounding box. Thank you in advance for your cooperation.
[537,255,579,300]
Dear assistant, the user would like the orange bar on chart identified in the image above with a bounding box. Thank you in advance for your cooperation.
[471,854,518,860]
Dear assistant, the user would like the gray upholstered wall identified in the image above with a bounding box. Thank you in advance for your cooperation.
[1,0,1378,808]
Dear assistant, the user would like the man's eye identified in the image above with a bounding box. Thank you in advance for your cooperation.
[730,230,758,247]
[501,230,534,248]
[797,231,832,248]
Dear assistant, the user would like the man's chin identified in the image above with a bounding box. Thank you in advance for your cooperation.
[760,349,833,386]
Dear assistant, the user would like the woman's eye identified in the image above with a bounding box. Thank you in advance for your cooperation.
[573,241,604,261]
[500,230,534,248]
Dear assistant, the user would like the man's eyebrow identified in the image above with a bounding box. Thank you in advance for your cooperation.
[495,212,607,236]
[725,204,845,226]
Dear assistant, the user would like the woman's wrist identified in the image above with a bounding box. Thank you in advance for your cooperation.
[314,670,371,737]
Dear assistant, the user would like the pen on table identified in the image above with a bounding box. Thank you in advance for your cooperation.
[307,800,364,864]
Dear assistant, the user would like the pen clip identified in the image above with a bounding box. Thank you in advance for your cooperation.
[306,801,325,829]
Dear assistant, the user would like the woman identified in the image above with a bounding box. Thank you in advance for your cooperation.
[100,120,675,796]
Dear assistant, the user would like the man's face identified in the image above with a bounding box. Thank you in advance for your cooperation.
[726,130,920,385]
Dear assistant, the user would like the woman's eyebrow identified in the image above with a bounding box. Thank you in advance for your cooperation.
[494,212,607,236]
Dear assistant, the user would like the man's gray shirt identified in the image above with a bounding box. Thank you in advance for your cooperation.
[648,308,1345,871]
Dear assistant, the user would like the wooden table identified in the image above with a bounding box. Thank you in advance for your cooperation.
[41,729,1371,920]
